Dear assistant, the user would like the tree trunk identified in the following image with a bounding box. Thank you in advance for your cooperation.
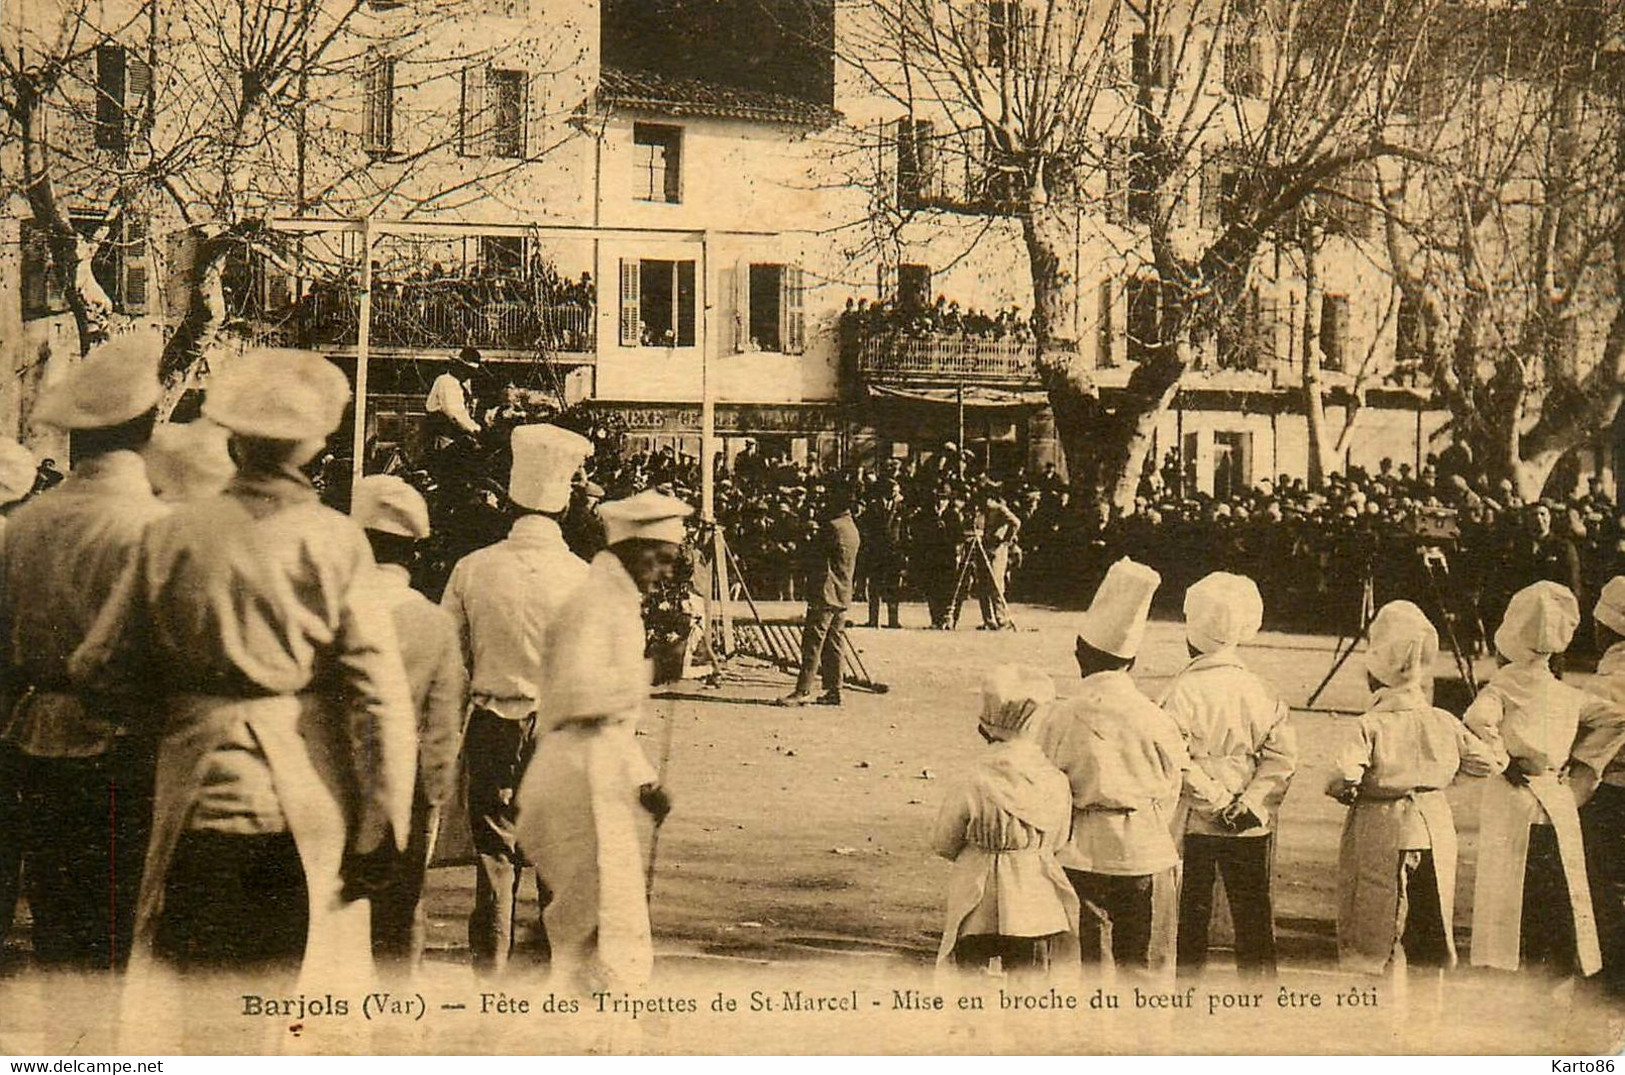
[1300,225,1336,487]
[156,229,233,418]
[1023,206,1098,501]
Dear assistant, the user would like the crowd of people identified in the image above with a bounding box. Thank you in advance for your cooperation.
[838,293,1040,346]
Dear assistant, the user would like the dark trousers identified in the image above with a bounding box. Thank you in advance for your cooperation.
[952,933,1061,975]
[796,606,846,697]
[1067,867,1177,972]
[1581,783,1625,990]
[465,707,548,974]
[0,743,22,955]
[153,831,308,973]
[18,747,152,970]
[1396,850,1450,968]
[1177,834,1277,975]
[1521,822,1579,975]
[371,793,438,972]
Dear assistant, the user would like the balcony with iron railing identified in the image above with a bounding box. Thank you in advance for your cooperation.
[289,285,596,360]
[848,329,1044,388]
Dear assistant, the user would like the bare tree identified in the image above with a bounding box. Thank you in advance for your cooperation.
[1,0,589,412]
[1379,0,1625,499]
[834,0,1441,509]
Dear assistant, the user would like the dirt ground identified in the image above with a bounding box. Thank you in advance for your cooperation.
[7,603,1625,1054]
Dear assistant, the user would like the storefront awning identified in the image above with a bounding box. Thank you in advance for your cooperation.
[865,383,1049,407]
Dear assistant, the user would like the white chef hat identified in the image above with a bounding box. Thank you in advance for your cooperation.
[599,489,693,546]
[1596,577,1625,639]
[1367,600,1438,688]
[1077,557,1161,659]
[977,663,1057,740]
[34,330,162,430]
[352,474,431,539]
[1183,571,1263,655]
[204,349,350,440]
[144,421,235,503]
[509,424,592,513]
[0,438,36,507]
[1495,580,1580,665]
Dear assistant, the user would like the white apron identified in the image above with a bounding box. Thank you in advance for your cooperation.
[1471,771,1600,975]
[522,721,656,993]
[1337,791,1458,975]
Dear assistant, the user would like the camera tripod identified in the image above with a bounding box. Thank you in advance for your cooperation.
[948,532,1017,631]
[1304,543,1479,710]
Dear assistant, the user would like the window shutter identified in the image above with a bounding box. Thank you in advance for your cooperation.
[95,45,127,152]
[124,53,152,136]
[121,215,148,313]
[733,257,750,352]
[1155,35,1174,88]
[1018,4,1038,66]
[877,262,896,303]
[1256,294,1279,368]
[459,65,487,156]
[1096,280,1114,367]
[677,260,697,347]
[895,117,916,206]
[782,265,805,355]
[964,2,986,67]
[619,258,640,346]
[1200,149,1222,229]
[914,119,937,202]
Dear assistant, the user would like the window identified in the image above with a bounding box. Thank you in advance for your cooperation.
[897,263,932,312]
[897,118,937,209]
[460,67,527,158]
[1096,280,1116,368]
[1132,33,1174,88]
[94,45,150,152]
[1320,293,1350,370]
[76,214,147,315]
[1126,276,1161,363]
[1321,165,1377,239]
[985,2,1035,69]
[479,235,524,275]
[1102,137,1131,225]
[619,258,696,347]
[1201,148,1249,230]
[634,123,682,203]
[488,69,526,159]
[1223,39,1262,97]
[745,263,807,354]
[981,128,1017,211]
[363,55,395,155]
[20,221,65,320]
[1213,431,1252,501]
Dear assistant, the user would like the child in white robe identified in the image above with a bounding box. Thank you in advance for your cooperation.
[933,664,1079,975]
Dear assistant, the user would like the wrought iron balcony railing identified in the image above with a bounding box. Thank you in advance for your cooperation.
[293,287,596,358]
[850,331,1042,387]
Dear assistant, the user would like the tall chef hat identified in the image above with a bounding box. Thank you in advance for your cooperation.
[509,424,592,513]
[1077,557,1161,660]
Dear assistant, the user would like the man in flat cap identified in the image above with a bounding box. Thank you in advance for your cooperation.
[353,474,467,973]
[143,421,236,505]
[71,348,417,984]
[516,489,688,992]
[441,423,593,975]
[1162,571,1296,976]
[0,332,168,969]
[1038,557,1192,974]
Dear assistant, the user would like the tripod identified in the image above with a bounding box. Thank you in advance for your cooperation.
[948,532,1017,631]
[1304,544,1479,710]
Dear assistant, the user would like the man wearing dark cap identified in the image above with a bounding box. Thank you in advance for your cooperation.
[425,346,484,454]
[779,482,861,706]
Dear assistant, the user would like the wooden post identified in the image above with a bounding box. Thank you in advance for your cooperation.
[352,216,375,495]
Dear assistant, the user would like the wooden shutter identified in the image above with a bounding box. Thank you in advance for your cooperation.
[1256,294,1280,369]
[619,258,640,346]
[125,53,152,136]
[877,262,896,303]
[1320,293,1349,370]
[782,265,805,355]
[964,1,986,66]
[1200,148,1223,229]
[459,66,487,156]
[121,215,148,313]
[676,260,697,346]
[1096,280,1114,368]
[95,45,127,151]
[1155,35,1174,88]
[733,256,750,352]
[913,119,937,203]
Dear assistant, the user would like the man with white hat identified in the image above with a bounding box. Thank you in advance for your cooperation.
[1326,601,1494,976]
[0,332,168,969]
[69,348,416,983]
[440,422,593,975]
[353,474,468,972]
[1161,571,1296,976]
[143,421,236,504]
[1577,576,1625,990]
[1464,581,1625,978]
[0,436,37,949]
[515,488,689,992]
[1037,557,1192,974]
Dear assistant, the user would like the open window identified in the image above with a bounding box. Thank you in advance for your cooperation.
[742,263,806,354]
[634,123,683,203]
[619,258,696,347]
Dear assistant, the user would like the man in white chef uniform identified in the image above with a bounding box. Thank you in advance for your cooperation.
[1038,557,1191,974]
[441,423,593,975]
[516,489,687,992]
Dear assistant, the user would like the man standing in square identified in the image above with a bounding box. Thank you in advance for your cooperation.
[779,481,860,707]
[1039,557,1191,974]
